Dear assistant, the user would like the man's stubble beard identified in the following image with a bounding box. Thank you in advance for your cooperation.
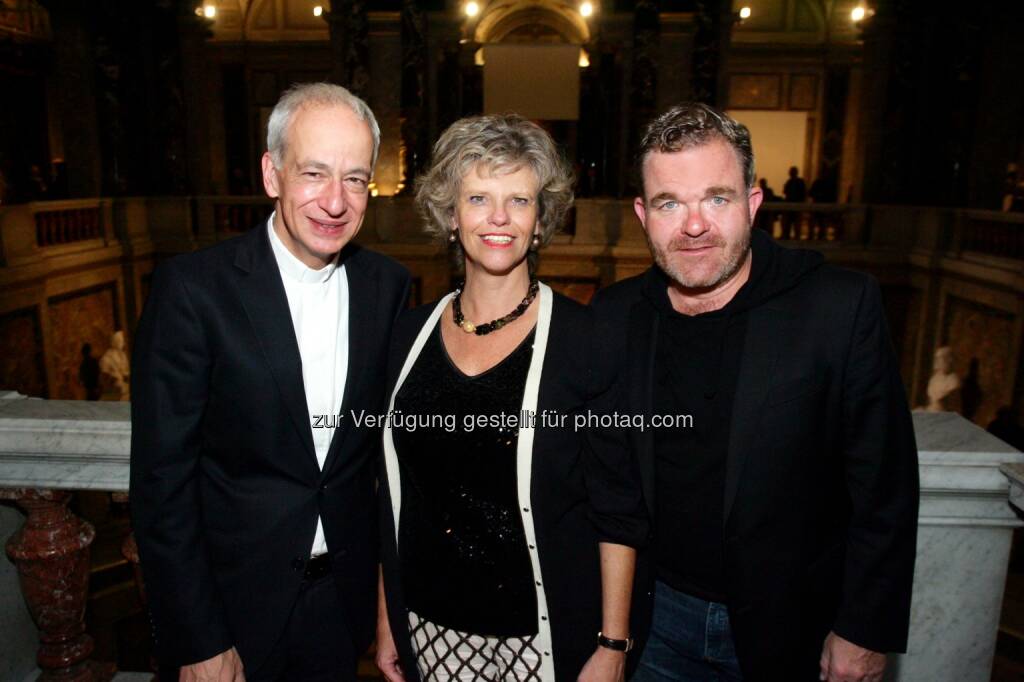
[647,225,752,291]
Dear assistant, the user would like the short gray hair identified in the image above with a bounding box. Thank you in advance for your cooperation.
[266,82,381,168]
[636,102,755,193]
[416,114,574,271]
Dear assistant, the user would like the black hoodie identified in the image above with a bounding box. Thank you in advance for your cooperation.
[643,229,823,603]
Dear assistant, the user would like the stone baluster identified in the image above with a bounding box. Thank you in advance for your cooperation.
[0,488,111,681]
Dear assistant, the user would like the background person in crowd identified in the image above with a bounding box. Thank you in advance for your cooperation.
[591,102,919,682]
[781,166,807,238]
[783,165,807,202]
[131,82,410,681]
[375,113,648,682]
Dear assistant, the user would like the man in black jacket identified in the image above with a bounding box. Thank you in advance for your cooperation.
[592,103,918,682]
[130,83,410,681]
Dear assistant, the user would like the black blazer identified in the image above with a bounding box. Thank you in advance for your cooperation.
[591,239,919,681]
[129,224,410,669]
[379,286,649,681]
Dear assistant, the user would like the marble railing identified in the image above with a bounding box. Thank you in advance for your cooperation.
[0,394,128,682]
[1,394,1023,680]
[891,412,1024,681]
[1002,463,1024,513]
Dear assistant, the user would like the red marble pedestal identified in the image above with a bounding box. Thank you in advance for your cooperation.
[1,488,109,682]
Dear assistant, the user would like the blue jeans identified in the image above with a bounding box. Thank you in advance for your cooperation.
[632,581,743,682]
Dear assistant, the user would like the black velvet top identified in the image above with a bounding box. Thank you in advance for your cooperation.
[392,322,538,636]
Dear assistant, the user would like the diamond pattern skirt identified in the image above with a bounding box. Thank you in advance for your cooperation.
[408,611,545,681]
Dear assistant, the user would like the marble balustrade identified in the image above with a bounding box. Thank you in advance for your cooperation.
[0,394,1022,680]
[887,412,1024,681]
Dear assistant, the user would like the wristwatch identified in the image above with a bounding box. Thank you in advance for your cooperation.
[597,631,634,653]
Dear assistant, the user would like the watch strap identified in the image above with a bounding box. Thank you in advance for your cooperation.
[597,631,634,653]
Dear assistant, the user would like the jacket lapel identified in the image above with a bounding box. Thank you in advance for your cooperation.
[320,246,377,478]
[722,304,786,523]
[234,226,318,469]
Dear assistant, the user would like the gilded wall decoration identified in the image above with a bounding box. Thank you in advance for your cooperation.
[942,295,1016,427]
[728,74,782,109]
[48,286,118,400]
[0,308,47,398]
[788,74,818,110]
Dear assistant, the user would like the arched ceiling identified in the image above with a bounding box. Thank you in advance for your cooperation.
[732,0,862,44]
[472,1,592,44]
[207,0,329,42]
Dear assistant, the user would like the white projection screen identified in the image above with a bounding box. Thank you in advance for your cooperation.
[727,110,809,192]
[483,44,580,121]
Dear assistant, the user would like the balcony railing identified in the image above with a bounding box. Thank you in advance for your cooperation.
[960,209,1024,261]
[34,202,104,247]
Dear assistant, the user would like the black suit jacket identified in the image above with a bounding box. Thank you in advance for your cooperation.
[129,224,410,669]
[379,289,649,681]
[591,236,919,680]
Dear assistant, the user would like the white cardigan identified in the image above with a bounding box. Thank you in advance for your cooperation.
[382,282,557,678]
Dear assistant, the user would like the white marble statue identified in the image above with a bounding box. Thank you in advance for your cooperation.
[923,345,961,413]
[99,331,130,401]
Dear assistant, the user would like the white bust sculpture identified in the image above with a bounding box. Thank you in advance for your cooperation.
[923,346,960,413]
[99,330,131,401]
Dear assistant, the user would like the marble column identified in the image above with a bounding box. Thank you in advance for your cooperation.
[47,3,102,198]
[327,0,370,98]
[400,0,429,189]
[177,5,213,196]
[691,0,727,106]
[630,0,659,160]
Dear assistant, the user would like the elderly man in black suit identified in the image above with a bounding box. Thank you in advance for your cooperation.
[130,82,410,681]
[592,103,918,682]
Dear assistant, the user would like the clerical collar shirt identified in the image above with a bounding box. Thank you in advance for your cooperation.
[266,214,349,558]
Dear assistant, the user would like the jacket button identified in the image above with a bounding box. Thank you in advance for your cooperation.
[291,557,305,570]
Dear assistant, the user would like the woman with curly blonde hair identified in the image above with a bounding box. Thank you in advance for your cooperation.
[376,114,647,682]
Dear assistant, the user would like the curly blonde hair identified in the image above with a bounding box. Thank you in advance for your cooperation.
[416,114,574,271]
